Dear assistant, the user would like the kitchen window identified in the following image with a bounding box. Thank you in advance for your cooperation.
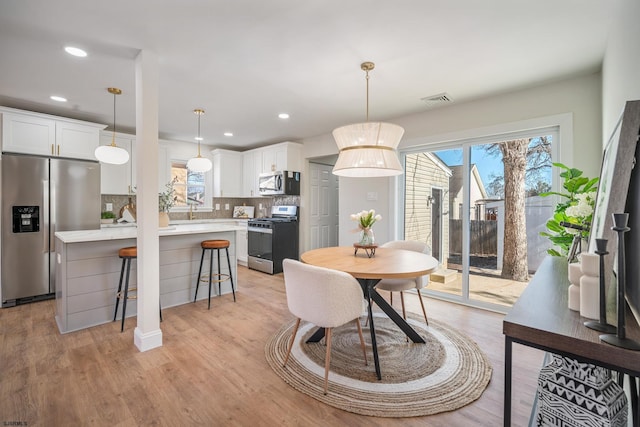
[171,162,207,207]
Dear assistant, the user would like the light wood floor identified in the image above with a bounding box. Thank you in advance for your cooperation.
[0,266,544,426]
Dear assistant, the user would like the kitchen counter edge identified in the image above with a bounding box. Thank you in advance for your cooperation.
[55,223,245,243]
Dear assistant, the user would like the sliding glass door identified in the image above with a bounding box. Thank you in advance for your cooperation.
[401,128,556,311]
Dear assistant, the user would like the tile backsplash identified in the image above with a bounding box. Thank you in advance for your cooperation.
[101,195,300,221]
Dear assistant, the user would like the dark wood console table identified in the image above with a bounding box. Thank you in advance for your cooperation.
[503,256,640,426]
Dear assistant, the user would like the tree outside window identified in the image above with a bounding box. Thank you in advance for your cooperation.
[171,162,205,206]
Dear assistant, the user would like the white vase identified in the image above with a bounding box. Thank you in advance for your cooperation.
[579,253,600,319]
[580,275,600,320]
[567,262,582,311]
[159,211,170,228]
[580,252,599,276]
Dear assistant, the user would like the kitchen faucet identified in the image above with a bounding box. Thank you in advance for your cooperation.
[189,204,196,220]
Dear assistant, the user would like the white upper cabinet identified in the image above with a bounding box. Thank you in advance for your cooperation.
[242,150,261,197]
[261,146,277,173]
[1,108,104,160]
[1,112,56,155]
[100,133,169,195]
[56,121,101,159]
[212,149,243,197]
[241,141,303,197]
[261,141,302,173]
[99,132,134,195]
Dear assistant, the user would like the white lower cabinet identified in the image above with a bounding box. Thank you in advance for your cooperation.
[236,221,248,265]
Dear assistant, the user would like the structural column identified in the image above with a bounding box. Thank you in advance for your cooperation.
[134,49,162,351]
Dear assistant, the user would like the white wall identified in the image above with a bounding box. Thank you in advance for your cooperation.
[301,73,602,251]
[396,72,602,178]
[602,0,640,141]
[337,177,393,246]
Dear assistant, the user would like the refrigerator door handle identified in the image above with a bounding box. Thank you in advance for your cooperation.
[49,180,56,242]
[43,180,50,253]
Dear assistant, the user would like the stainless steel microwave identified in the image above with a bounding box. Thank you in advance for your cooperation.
[258,171,301,195]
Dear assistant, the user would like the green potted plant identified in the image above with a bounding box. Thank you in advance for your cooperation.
[158,176,178,227]
[540,162,598,258]
[100,211,116,224]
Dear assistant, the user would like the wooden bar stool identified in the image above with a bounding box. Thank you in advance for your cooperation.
[113,246,163,332]
[194,239,236,309]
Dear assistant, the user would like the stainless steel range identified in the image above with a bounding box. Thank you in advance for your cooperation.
[248,205,299,274]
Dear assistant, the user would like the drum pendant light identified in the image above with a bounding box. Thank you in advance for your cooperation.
[187,109,212,173]
[332,62,404,177]
[94,88,130,165]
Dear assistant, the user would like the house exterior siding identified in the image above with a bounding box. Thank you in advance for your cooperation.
[404,153,450,263]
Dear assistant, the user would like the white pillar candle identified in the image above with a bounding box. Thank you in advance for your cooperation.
[580,253,600,277]
[580,274,600,320]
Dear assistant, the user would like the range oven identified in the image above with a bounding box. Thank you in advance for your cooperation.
[248,205,299,274]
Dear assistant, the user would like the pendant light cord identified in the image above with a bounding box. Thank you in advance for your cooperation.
[360,62,374,122]
[365,68,370,122]
[111,91,117,147]
[197,111,202,157]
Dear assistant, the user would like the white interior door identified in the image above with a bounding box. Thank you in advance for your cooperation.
[308,162,339,249]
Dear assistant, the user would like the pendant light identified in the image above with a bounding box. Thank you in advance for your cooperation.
[187,109,212,173]
[332,62,404,177]
[94,87,130,165]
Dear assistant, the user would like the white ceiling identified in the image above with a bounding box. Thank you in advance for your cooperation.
[0,0,619,150]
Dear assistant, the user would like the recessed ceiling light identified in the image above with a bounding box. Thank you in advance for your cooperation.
[278,113,290,119]
[64,46,87,57]
[224,132,233,137]
[50,95,67,102]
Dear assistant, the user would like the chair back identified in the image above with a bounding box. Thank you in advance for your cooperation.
[381,240,432,289]
[282,258,364,328]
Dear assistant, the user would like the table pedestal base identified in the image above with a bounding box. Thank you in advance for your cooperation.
[307,278,425,380]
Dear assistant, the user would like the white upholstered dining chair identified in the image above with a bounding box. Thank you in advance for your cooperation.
[282,258,368,395]
[374,240,432,325]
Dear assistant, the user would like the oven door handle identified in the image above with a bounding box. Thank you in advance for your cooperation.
[248,226,273,234]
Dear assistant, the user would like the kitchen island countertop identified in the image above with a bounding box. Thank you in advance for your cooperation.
[55,222,245,243]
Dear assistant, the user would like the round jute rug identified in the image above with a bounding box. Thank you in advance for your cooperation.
[264,313,492,417]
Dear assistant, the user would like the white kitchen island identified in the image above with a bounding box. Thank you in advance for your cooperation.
[54,223,244,334]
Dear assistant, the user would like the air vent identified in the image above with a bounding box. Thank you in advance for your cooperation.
[421,92,452,108]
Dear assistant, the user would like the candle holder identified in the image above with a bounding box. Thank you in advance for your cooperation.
[584,238,616,333]
[600,213,640,350]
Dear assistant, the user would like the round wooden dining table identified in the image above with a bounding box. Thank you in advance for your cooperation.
[300,245,439,380]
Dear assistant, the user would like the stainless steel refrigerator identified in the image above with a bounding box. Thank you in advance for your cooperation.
[1,153,100,307]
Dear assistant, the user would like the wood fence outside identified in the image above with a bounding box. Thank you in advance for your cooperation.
[449,219,497,255]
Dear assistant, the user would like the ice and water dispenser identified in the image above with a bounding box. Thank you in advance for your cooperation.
[12,206,40,233]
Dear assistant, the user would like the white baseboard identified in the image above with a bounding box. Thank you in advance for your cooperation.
[134,327,163,352]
